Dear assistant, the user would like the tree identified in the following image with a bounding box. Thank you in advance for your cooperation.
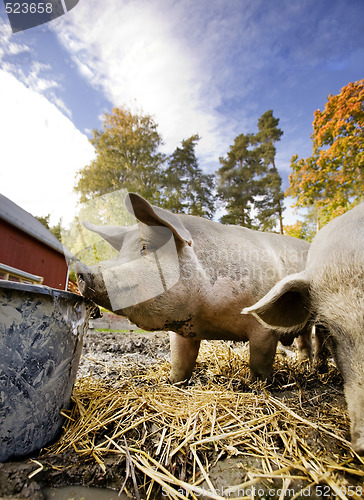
[36,214,51,229]
[217,111,284,231]
[161,134,215,219]
[217,133,260,227]
[283,206,318,242]
[254,110,284,233]
[36,214,63,241]
[75,107,166,203]
[287,79,364,226]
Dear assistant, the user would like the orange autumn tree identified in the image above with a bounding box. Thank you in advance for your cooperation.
[287,79,364,227]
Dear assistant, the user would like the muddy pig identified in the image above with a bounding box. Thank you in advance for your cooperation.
[242,203,364,455]
[74,193,310,383]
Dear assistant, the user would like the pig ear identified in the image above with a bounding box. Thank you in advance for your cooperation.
[125,193,193,246]
[242,272,311,332]
[82,221,128,251]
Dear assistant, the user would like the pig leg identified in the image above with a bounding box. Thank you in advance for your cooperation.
[169,332,201,384]
[345,383,364,456]
[296,325,313,361]
[249,328,279,381]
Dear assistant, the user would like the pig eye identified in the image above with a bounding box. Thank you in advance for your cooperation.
[140,244,147,256]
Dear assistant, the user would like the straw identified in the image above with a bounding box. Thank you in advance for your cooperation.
[44,340,364,499]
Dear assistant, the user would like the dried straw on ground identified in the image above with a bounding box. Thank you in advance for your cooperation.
[47,341,364,499]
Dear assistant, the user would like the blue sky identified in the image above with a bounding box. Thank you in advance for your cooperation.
[0,0,363,226]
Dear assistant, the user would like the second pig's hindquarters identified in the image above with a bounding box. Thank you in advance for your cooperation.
[241,203,364,454]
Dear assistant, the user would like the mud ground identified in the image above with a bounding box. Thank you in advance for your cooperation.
[0,326,353,500]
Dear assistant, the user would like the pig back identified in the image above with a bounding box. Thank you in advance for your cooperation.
[179,214,309,299]
[307,203,364,271]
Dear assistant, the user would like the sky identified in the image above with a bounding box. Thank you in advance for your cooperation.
[0,0,363,227]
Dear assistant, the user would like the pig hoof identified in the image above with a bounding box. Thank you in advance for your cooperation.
[167,376,189,386]
[250,369,271,383]
[168,369,191,385]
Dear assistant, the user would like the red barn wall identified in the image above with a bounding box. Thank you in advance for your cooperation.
[0,219,68,289]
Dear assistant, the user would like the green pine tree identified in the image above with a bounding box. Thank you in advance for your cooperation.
[217,133,260,228]
[254,110,284,233]
[162,134,215,219]
[217,111,284,231]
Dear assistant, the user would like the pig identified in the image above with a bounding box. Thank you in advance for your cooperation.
[74,192,311,384]
[242,203,364,455]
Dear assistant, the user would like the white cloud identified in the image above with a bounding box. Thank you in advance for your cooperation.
[52,0,332,168]
[0,70,95,226]
[19,61,59,92]
[0,18,72,119]
[0,18,30,58]
[52,0,234,166]
[47,91,72,119]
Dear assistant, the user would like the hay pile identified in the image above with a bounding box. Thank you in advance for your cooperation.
[46,341,364,500]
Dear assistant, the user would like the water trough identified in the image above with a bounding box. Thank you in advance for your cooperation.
[0,280,98,462]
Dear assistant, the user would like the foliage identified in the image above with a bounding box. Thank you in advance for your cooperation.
[161,134,215,219]
[217,133,260,228]
[283,221,306,240]
[36,214,63,242]
[283,212,317,242]
[75,107,166,203]
[35,214,51,229]
[287,79,364,225]
[61,190,135,266]
[254,110,285,232]
[217,110,284,231]
[74,108,216,218]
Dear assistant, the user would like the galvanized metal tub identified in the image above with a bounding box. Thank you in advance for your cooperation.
[0,281,97,462]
